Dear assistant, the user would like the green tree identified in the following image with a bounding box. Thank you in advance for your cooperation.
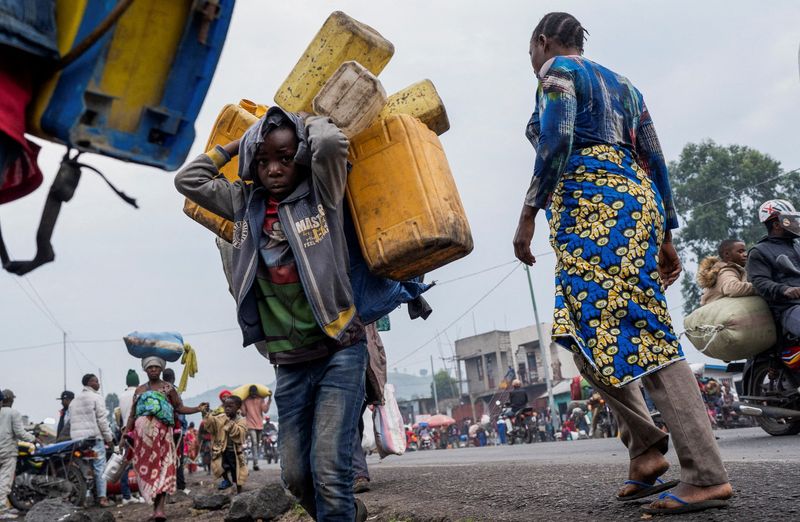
[431,370,459,400]
[105,392,119,425]
[670,140,797,314]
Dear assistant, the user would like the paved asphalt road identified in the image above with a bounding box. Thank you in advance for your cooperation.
[348,427,799,521]
[101,427,800,521]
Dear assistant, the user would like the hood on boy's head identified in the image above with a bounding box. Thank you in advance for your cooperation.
[236,106,310,183]
[696,255,722,289]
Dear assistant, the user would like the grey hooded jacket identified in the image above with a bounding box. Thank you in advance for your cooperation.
[175,108,361,347]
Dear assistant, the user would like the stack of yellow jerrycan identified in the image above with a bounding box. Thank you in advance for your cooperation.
[276,11,471,279]
[184,10,472,280]
[183,100,268,241]
[27,0,235,171]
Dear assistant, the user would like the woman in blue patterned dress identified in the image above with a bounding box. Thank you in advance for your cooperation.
[513,12,732,515]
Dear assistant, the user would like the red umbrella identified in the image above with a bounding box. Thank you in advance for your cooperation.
[427,414,456,428]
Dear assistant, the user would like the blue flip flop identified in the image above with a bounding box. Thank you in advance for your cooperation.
[642,491,729,514]
[616,477,679,502]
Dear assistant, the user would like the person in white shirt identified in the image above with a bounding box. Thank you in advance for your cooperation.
[68,374,114,508]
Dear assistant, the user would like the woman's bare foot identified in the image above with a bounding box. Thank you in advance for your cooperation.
[646,482,733,509]
[617,447,670,498]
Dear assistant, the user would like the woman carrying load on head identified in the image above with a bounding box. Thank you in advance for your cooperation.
[512,12,732,516]
[123,356,208,522]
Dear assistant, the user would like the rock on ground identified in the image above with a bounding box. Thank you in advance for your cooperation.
[193,493,232,511]
[24,499,77,522]
[225,484,292,522]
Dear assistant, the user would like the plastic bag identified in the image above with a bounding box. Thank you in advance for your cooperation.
[361,408,376,453]
[373,384,406,457]
[103,452,126,484]
[684,296,776,360]
[123,331,184,362]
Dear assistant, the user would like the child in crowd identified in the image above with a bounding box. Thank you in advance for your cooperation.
[204,395,248,494]
[697,238,756,305]
[175,108,368,520]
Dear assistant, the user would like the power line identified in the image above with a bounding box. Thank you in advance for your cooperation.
[24,277,67,332]
[0,341,63,353]
[0,326,243,353]
[434,253,554,287]
[679,166,800,216]
[8,277,64,333]
[392,262,523,367]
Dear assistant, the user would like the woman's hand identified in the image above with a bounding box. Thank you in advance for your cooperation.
[513,205,539,265]
[658,240,682,288]
[222,139,241,158]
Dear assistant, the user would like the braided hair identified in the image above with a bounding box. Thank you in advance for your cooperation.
[531,12,588,53]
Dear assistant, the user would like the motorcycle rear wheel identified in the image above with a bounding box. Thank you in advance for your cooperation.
[9,463,87,511]
[751,360,800,436]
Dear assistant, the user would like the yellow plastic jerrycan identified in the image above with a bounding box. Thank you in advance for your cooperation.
[347,114,473,280]
[379,79,450,136]
[182,100,267,241]
[274,11,394,113]
[312,61,387,138]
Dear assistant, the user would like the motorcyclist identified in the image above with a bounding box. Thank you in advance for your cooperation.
[507,379,528,415]
[264,415,277,435]
[746,199,800,336]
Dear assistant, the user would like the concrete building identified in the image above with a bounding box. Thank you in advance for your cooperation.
[453,324,580,420]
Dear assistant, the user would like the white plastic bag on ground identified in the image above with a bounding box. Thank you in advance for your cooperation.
[361,408,376,453]
[373,384,406,457]
[684,296,776,360]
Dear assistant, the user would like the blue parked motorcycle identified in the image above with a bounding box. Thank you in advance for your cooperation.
[9,437,94,511]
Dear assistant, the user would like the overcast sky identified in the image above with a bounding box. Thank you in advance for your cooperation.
[2,1,799,422]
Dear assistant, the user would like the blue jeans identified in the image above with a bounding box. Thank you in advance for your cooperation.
[120,464,132,499]
[276,343,367,521]
[351,402,369,481]
[91,439,107,498]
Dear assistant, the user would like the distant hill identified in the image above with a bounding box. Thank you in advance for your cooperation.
[387,371,432,401]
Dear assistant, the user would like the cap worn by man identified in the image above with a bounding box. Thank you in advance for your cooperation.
[57,391,75,401]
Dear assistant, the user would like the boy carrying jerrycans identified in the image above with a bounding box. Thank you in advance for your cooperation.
[175,108,370,520]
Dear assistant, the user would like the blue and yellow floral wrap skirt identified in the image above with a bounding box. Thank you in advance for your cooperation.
[546,145,683,387]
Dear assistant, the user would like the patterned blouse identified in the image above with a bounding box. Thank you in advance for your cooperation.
[525,56,679,230]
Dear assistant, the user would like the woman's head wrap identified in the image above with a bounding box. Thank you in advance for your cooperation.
[141,356,166,371]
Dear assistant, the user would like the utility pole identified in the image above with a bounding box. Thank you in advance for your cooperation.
[524,265,558,425]
[430,355,439,414]
[62,331,67,391]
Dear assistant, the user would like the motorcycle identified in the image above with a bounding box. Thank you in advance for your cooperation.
[502,406,534,444]
[419,433,433,450]
[262,430,278,464]
[10,437,94,511]
[592,403,618,438]
[729,332,800,436]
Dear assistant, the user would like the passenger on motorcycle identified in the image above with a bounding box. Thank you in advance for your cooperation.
[747,199,800,336]
[697,238,756,305]
[0,389,36,520]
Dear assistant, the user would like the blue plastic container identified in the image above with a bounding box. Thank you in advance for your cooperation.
[29,0,235,171]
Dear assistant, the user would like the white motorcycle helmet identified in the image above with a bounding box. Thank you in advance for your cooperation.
[759,199,800,236]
